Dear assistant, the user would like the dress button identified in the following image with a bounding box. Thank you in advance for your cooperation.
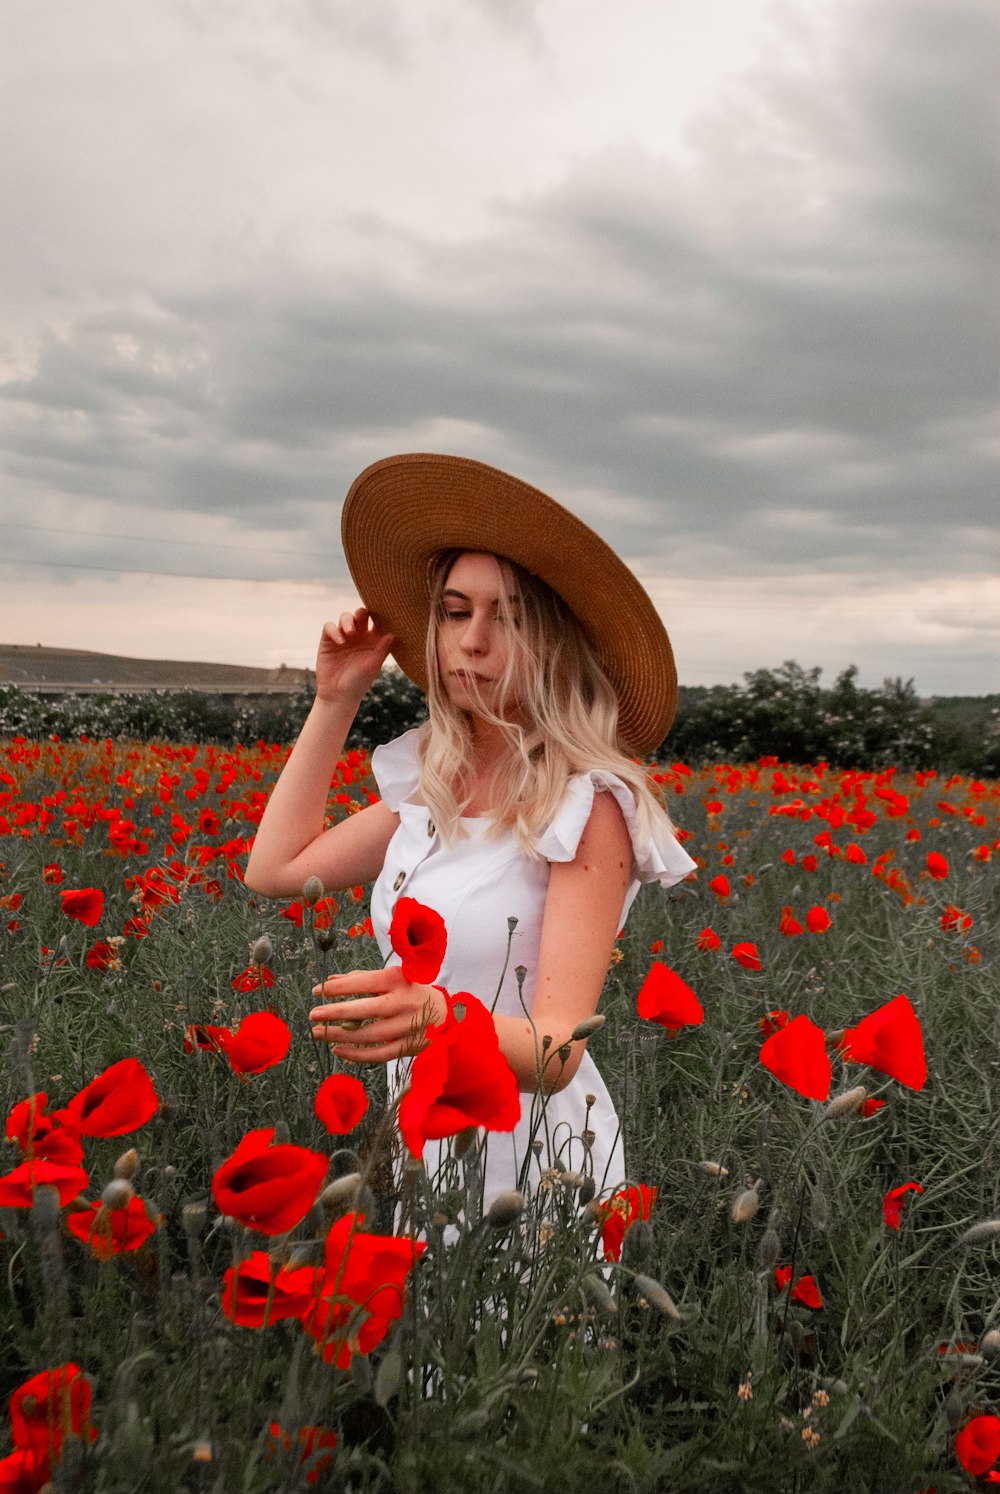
[427,819,435,837]
[393,871,406,891]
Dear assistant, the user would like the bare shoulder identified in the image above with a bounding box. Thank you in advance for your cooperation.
[576,784,632,858]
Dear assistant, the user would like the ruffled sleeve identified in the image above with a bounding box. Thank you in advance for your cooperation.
[370,729,422,812]
[534,771,697,890]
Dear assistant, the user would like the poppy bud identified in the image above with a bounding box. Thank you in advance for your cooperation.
[581,1273,618,1316]
[697,1161,729,1177]
[250,935,274,967]
[113,1148,140,1179]
[272,1120,291,1145]
[486,1190,524,1228]
[318,1173,363,1212]
[756,1227,781,1270]
[731,1188,760,1224]
[102,1177,134,1210]
[302,875,324,906]
[571,1015,606,1041]
[453,1127,479,1159]
[621,1219,654,1269]
[981,1331,1000,1358]
[182,1202,208,1237]
[31,1184,62,1230]
[578,1176,597,1207]
[633,1273,682,1320]
[823,1086,868,1120]
[957,1220,1000,1247]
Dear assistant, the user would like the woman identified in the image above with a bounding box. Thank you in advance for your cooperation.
[244,453,696,1206]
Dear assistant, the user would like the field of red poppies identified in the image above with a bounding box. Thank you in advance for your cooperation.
[1,734,998,1493]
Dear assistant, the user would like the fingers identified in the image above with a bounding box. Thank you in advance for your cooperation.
[311,968,402,1001]
[310,1011,429,1063]
[320,608,395,651]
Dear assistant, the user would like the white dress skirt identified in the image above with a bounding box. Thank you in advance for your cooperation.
[368,730,697,1213]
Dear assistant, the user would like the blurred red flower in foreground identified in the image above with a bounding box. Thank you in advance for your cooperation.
[67,1196,158,1261]
[398,990,520,1160]
[636,963,704,1029]
[731,942,762,971]
[956,1414,1000,1476]
[774,1267,824,1308]
[54,1058,159,1137]
[9,1363,96,1467]
[389,897,448,984]
[303,1211,425,1368]
[597,1183,656,1263]
[840,994,927,1091]
[882,1182,923,1231]
[212,1128,328,1236]
[59,888,104,926]
[222,1251,319,1327]
[314,1074,369,1135]
[264,1424,337,1487]
[760,1014,831,1101]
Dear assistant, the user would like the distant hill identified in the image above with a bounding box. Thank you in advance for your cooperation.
[0,643,310,694]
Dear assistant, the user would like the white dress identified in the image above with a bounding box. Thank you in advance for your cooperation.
[369,729,697,1210]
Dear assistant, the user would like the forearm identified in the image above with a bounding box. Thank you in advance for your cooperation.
[244,694,359,894]
[494,1014,585,1094]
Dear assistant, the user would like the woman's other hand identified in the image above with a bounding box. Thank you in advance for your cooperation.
[315,607,394,705]
[308,967,447,1063]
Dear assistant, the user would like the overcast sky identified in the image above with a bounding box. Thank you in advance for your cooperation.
[1,0,997,695]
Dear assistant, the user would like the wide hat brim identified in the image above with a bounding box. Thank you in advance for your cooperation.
[341,453,677,755]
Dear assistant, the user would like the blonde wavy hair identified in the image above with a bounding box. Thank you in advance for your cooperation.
[416,550,674,853]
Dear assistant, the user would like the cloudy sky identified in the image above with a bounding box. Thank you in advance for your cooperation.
[1,0,997,695]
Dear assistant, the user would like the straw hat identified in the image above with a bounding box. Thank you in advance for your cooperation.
[341,453,677,754]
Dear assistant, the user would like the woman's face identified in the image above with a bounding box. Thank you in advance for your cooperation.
[435,552,520,714]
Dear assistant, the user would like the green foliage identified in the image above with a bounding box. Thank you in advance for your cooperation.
[667,662,1000,775]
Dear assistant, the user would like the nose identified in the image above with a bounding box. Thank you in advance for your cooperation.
[459,611,490,655]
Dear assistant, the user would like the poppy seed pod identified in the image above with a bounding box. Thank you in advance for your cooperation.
[633,1273,682,1320]
[250,934,274,967]
[182,1202,208,1236]
[486,1190,524,1228]
[731,1188,760,1225]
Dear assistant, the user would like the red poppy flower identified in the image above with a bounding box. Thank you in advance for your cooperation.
[54,1058,159,1137]
[779,906,804,937]
[66,1196,158,1261]
[649,939,664,954]
[212,1128,328,1236]
[304,1211,425,1367]
[731,942,762,971]
[597,1183,656,1263]
[397,990,520,1159]
[264,1424,337,1486]
[184,1023,230,1057]
[940,904,973,933]
[84,940,117,970]
[800,854,818,873]
[859,1097,886,1117]
[231,963,275,992]
[388,897,448,984]
[636,963,704,1029]
[0,1447,43,1491]
[42,863,64,884]
[314,1074,369,1135]
[9,1363,96,1463]
[59,888,104,926]
[708,874,731,899]
[6,1093,84,1165]
[846,843,867,865]
[925,851,949,880]
[805,906,831,934]
[221,1251,319,1327]
[760,1014,831,1101]
[840,994,926,1091]
[773,1267,824,1308]
[220,1011,292,1075]
[882,1182,922,1231]
[956,1414,1000,1476]
[758,1009,789,1039]
[0,1157,89,1208]
[280,900,305,926]
[695,927,721,952]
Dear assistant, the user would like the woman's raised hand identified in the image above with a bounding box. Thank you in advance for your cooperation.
[308,967,448,1064]
[315,608,395,705]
